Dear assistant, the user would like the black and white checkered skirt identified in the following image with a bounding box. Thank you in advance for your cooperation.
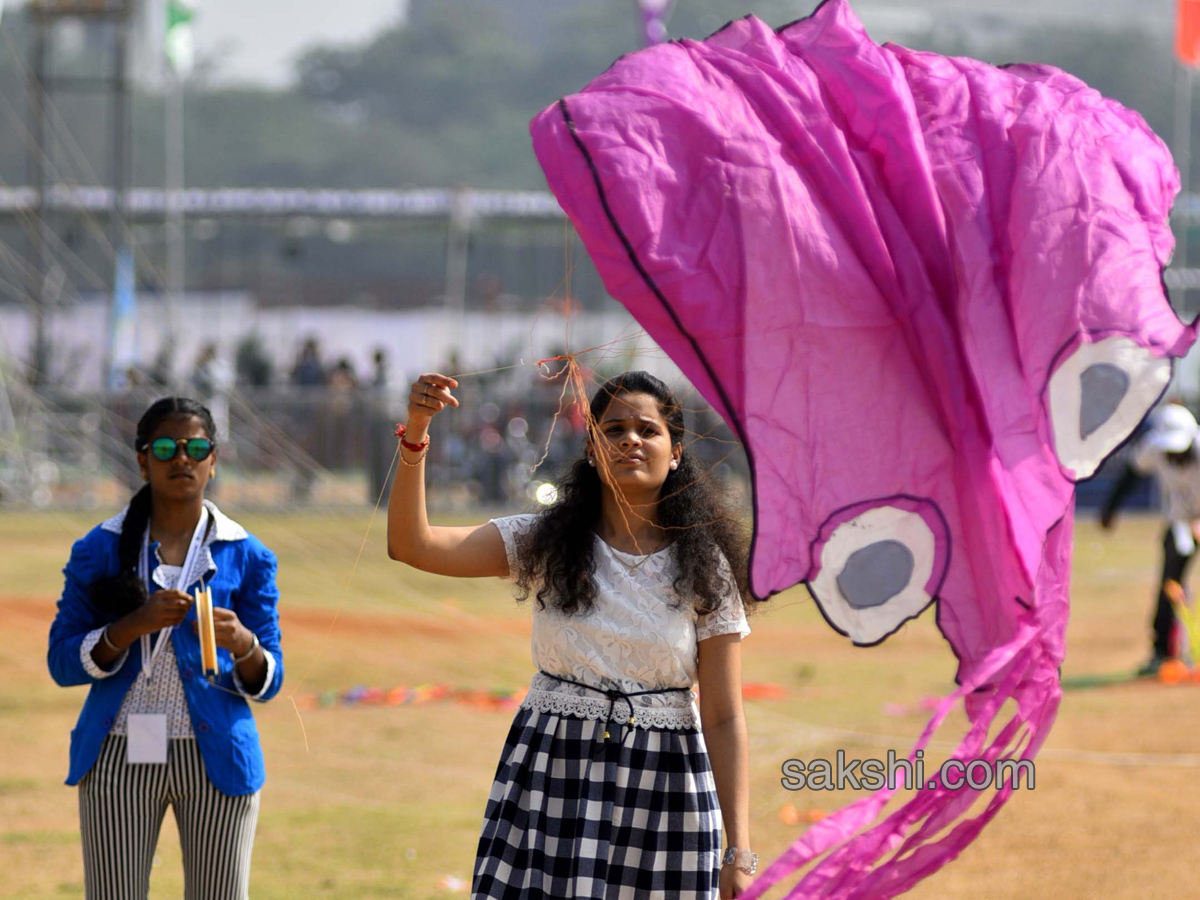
[472,707,722,900]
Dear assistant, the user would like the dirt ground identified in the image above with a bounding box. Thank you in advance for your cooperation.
[1,510,1195,899]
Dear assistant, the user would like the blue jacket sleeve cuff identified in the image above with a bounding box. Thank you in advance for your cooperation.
[231,648,276,701]
[80,627,128,679]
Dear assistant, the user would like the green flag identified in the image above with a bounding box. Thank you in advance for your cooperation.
[165,0,197,75]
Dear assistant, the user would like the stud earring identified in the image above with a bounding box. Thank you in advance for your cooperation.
[588,458,595,467]
[670,461,678,470]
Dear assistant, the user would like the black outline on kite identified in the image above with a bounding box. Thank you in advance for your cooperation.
[1041,328,1182,486]
[800,493,952,648]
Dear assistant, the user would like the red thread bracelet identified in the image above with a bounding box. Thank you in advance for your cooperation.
[393,423,431,453]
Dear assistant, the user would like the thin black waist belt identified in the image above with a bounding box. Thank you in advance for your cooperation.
[538,670,692,739]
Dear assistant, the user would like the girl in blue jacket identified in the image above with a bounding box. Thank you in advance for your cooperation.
[48,397,283,900]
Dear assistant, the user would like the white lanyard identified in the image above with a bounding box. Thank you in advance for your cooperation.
[137,507,210,682]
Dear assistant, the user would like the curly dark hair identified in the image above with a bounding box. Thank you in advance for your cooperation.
[89,397,218,619]
[514,370,753,617]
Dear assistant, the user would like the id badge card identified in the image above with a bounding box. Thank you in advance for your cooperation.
[126,713,168,764]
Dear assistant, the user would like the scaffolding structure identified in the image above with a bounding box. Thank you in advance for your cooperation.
[24,0,133,386]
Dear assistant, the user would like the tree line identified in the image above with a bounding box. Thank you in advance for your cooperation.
[0,0,1182,192]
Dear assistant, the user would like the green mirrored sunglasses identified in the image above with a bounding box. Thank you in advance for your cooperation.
[144,437,216,462]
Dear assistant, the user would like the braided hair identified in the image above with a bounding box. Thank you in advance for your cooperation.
[89,398,218,618]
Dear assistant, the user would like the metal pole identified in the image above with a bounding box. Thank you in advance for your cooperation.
[107,10,130,386]
[1171,55,1200,403]
[1177,65,1193,267]
[166,64,186,349]
[27,14,49,386]
[443,188,471,365]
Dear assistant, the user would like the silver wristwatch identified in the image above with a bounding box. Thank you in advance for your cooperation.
[721,846,758,876]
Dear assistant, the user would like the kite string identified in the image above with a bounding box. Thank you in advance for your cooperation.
[167,440,406,749]
[281,441,402,750]
[274,340,614,749]
[269,348,567,752]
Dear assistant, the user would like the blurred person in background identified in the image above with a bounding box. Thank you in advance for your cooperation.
[234,333,274,390]
[327,358,359,469]
[148,340,175,390]
[329,358,358,392]
[289,338,326,500]
[475,401,511,506]
[1101,401,1200,675]
[189,343,234,481]
[48,397,284,900]
[368,348,398,503]
[290,338,327,389]
[189,344,220,400]
[371,348,390,390]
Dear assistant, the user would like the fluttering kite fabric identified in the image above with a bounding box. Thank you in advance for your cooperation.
[530,1,1196,897]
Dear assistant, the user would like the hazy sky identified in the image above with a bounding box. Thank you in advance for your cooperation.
[178,0,408,87]
[174,0,1171,87]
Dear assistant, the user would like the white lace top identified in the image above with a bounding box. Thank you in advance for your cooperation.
[490,514,750,730]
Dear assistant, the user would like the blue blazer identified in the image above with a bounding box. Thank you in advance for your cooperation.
[48,502,283,796]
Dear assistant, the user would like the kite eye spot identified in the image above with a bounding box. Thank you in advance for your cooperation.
[1047,335,1171,480]
[836,540,914,609]
[1078,362,1129,441]
[808,499,948,646]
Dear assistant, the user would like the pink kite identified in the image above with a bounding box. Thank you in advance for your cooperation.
[530,1,1195,897]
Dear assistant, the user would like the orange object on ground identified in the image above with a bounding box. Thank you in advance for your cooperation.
[741,682,788,701]
[385,686,409,706]
[1158,659,1191,684]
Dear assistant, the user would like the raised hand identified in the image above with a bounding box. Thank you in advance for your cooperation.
[407,373,459,428]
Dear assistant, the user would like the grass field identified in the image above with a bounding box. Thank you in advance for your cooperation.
[1,508,1196,899]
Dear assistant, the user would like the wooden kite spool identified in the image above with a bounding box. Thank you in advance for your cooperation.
[195,587,218,676]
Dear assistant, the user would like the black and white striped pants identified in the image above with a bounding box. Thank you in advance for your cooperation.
[78,736,260,900]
